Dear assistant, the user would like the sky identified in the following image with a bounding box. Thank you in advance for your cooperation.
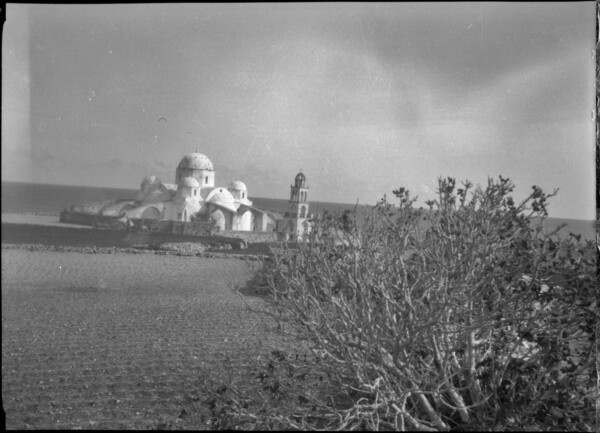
[2,2,596,220]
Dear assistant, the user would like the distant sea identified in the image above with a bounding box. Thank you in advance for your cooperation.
[2,181,596,241]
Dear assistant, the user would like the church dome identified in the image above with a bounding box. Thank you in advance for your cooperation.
[208,188,236,212]
[177,153,214,171]
[180,176,200,188]
[142,175,161,184]
[228,180,247,191]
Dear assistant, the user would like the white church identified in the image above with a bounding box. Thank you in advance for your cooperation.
[72,151,310,237]
[132,152,258,231]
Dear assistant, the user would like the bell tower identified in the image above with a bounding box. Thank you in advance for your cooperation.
[285,171,310,240]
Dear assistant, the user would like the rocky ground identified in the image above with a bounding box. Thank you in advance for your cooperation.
[1,220,274,256]
[1,242,266,260]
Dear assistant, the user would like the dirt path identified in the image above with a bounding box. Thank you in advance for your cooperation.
[2,249,286,429]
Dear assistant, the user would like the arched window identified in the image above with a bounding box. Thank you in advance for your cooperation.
[242,192,245,199]
[205,176,208,184]
[211,209,226,231]
[194,189,197,196]
[240,210,252,231]
[300,206,306,218]
[142,206,161,220]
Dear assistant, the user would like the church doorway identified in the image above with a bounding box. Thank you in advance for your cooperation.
[141,206,161,220]
[239,210,252,231]
[211,209,226,231]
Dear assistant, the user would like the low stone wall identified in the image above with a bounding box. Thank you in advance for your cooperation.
[127,218,172,233]
[107,216,214,237]
[220,230,278,243]
[2,243,266,260]
[171,221,214,237]
[59,211,277,243]
[59,211,126,230]
[60,211,216,238]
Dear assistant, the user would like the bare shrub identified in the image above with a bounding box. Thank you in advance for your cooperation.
[211,176,595,431]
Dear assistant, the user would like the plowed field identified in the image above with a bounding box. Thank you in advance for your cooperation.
[2,249,287,429]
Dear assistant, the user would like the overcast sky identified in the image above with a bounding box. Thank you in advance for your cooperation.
[2,3,595,219]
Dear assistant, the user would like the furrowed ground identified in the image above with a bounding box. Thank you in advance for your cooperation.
[1,248,292,430]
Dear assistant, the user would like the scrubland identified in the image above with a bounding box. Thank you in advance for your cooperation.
[2,176,596,431]
[205,177,597,431]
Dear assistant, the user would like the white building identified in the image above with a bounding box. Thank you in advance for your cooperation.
[74,152,275,232]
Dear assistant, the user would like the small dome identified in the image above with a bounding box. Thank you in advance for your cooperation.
[208,189,236,212]
[228,180,247,191]
[142,175,161,184]
[177,153,214,171]
[180,176,200,188]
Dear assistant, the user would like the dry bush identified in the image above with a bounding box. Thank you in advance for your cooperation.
[209,176,596,431]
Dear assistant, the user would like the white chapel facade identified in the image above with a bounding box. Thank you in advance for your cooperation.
[119,152,269,232]
[71,152,309,235]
